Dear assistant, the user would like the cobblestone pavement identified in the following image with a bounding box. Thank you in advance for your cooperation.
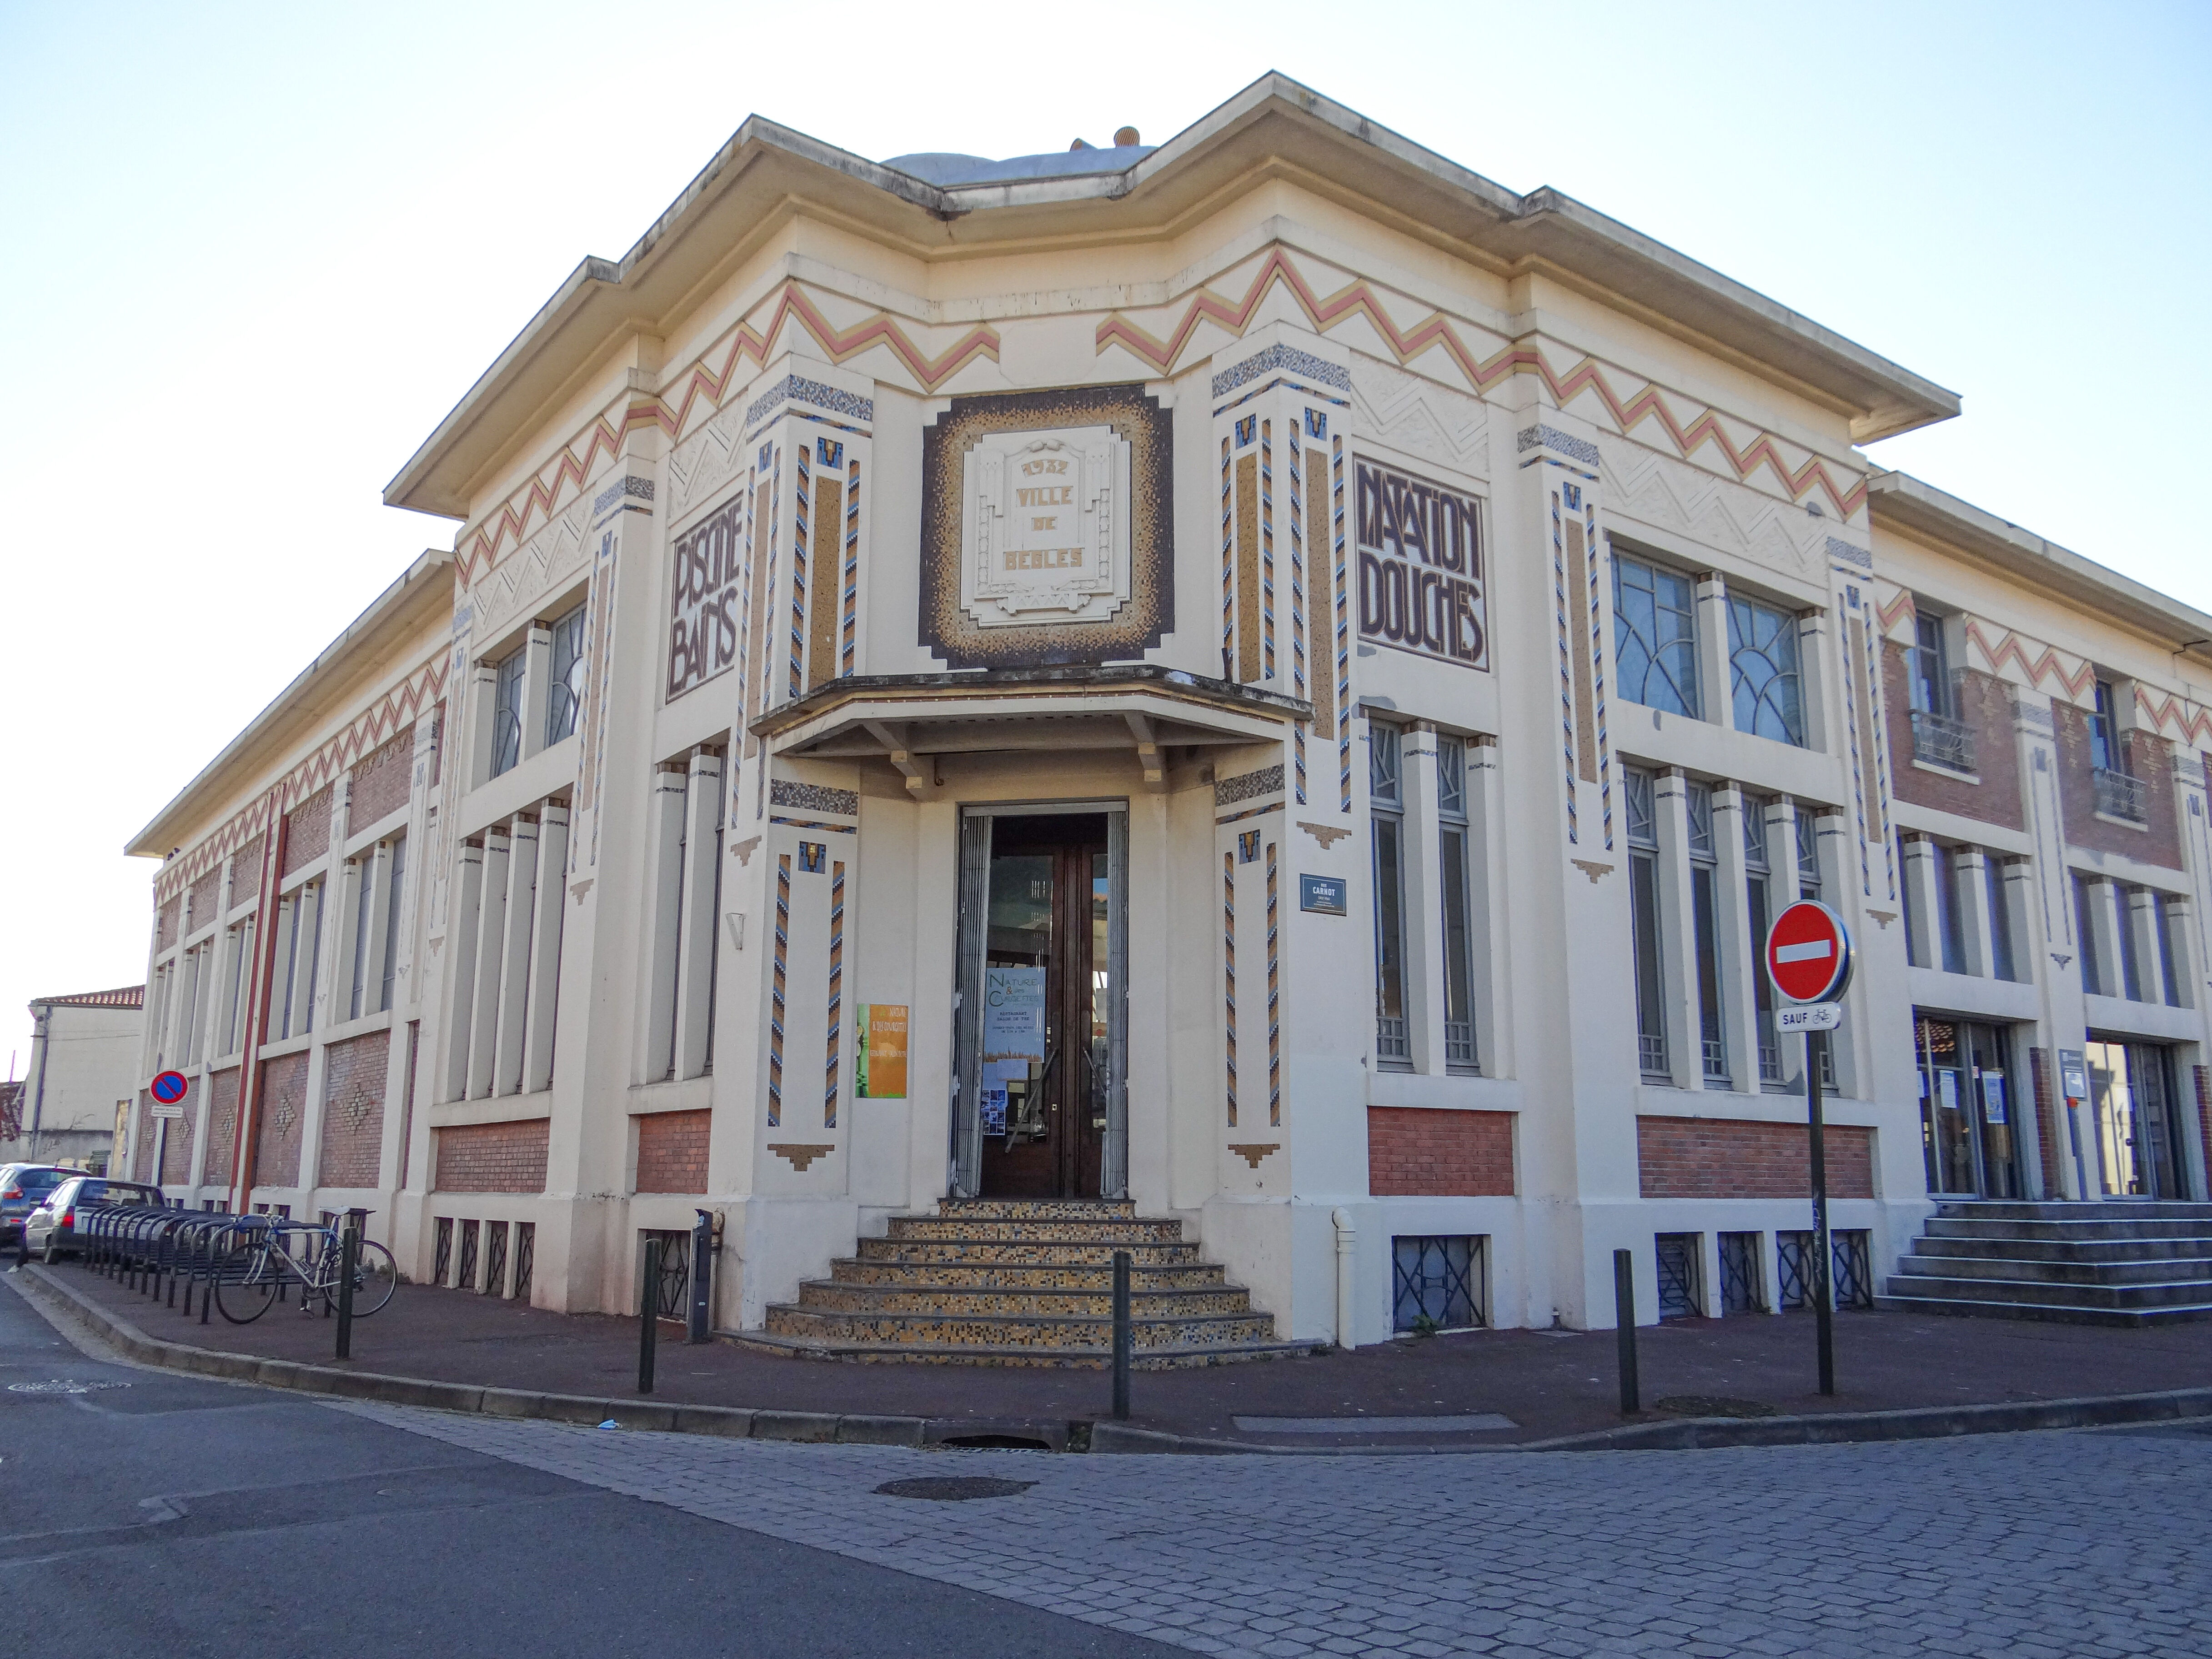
[328,1401,2212,1658]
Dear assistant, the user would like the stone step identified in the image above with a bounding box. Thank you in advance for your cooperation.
[831,1258,1228,1291]
[763,1304,1280,1351]
[1908,1233,2212,1265]
[792,1280,1256,1318]
[856,1237,1202,1267]
[885,1216,1188,1244]
[1879,1290,2212,1328]
[1885,1271,2212,1312]
[727,1330,1329,1369]
[1925,1216,2212,1243]
[935,1199,1139,1221]
[1893,1252,2212,1288]
[1935,1200,2212,1223]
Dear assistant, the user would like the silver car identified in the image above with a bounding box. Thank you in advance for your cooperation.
[22,1175,165,1262]
[0,1164,79,1244]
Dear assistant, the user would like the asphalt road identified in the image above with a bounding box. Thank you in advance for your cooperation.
[0,1275,1171,1658]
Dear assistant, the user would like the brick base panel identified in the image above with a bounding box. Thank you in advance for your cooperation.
[1637,1115,1874,1200]
[1366,1107,1515,1197]
[318,1030,390,1189]
[635,1109,712,1194]
[434,1120,549,1194]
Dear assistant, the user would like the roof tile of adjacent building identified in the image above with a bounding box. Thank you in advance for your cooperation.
[32,986,146,1011]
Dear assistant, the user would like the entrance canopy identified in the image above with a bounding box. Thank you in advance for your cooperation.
[750,663,1307,792]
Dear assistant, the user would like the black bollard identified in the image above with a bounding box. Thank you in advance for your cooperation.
[1111,1249,1132,1421]
[638,1238,661,1394]
[335,1219,360,1361]
[1613,1248,1640,1416]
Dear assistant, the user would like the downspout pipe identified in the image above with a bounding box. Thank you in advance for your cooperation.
[228,798,290,1214]
[1332,1205,1358,1349]
[25,1001,50,1162]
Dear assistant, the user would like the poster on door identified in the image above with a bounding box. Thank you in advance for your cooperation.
[856,1003,908,1098]
[981,966,1046,1137]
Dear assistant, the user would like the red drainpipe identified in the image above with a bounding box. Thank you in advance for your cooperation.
[227,796,291,1213]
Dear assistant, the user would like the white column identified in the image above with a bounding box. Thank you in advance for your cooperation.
[1712,785,1759,1093]
[520,623,553,762]
[1953,847,1995,979]
[1999,857,2036,985]
[642,769,689,1082]
[1467,739,1510,1078]
[2125,887,2162,1003]
[2085,878,2126,1000]
[1654,769,1700,1090]
[492,816,540,1095]
[468,662,499,788]
[673,753,726,1081]
[2164,896,2199,1011]
[1795,610,1832,755]
[1901,836,1942,970]
[1694,577,1730,729]
[465,831,510,1099]
[1401,723,1446,1075]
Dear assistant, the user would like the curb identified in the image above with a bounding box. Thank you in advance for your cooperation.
[18,1266,2212,1456]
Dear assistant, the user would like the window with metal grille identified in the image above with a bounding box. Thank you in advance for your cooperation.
[1719,1231,1764,1314]
[1687,783,1728,1083]
[490,650,525,777]
[1437,736,1478,1073]
[1370,723,1410,1066]
[2074,876,2106,997]
[1626,768,1668,1078]
[512,1222,536,1302]
[483,1221,509,1297]
[1614,553,1700,717]
[1777,1229,1874,1311]
[1391,1235,1486,1332]
[1655,1233,1702,1319]
[1744,803,1781,1083]
[544,603,588,747]
[433,1216,453,1286]
[456,1219,479,1292]
[645,1230,692,1319]
[1728,595,1803,745]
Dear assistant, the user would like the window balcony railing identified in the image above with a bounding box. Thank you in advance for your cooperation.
[1443,1021,1477,1070]
[2093,766,2148,824]
[1909,707,1976,774]
[1376,1015,1410,1064]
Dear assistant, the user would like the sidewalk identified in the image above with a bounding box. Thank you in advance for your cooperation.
[28,1258,2212,1449]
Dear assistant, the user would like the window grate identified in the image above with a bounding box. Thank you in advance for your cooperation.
[512,1222,535,1302]
[1391,1235,1486,1332]
[1444,1021,1477,1068]
[456,1219,479,1293]
[1910,708,1976,773]
[482,1221,508,1298]
[1375,1015,1410,1063]
[2093,767,2147,823]
[1778,1229,1873,1310]
[1655,1233,1702,1319]
[1719,1232,1764,1314]
[433,1217,453,1287]
[646,1231,692,1320]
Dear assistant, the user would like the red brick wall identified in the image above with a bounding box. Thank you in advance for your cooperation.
[254,1051,308,1188]
[1882,644,2023,830]
[435,1121,549,1193]
[205,1066,241,1190]
[160,1100,195,1185]
[1636,1116,1874,1199]
[1366,1108,1515,1197]
[636,1110,712,1193]
[156,897,180,952]
[231,836,266,904]
[2052,702,2181,869]
[350,727,415,827]
[283,789,333,874]
[318,1030,389,1189]
[2031,1047,2062,1199]
[187,866,222,931]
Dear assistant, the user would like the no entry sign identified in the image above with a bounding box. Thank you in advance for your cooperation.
[1766,900,1852,1004]
[150,1070,190,1105]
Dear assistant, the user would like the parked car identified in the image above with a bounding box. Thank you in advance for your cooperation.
[23,1176,165,1262]
[0,1164,81,1244]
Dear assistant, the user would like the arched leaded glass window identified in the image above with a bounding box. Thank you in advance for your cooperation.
[1614,553,1700,718]
[1727,595,1803,745]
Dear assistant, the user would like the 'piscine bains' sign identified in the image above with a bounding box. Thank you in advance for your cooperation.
[1355,457,1488,672]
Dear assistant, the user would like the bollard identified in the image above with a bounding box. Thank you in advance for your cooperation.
[1613,1248,1640,1416]
[1806,1028,1836,1398]
[637,1238,661,1394]
[1111,1249,1132,1421]
[688,1210,712,1345]
[335,1218,360,1361]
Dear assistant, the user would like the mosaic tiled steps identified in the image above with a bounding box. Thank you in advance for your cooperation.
[1885,1200,2212,1326]
[745,1199,1324,1368]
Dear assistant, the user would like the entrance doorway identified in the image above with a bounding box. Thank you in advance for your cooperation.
[951,807,1128,1199]
[1916,1016,2021,1198]
[2086,1039,2190,1199]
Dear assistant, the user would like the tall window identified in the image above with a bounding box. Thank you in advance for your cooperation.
[1744,800,1779,1083]
[1370,723,1410,1066]
[2115,883,2145,1002]
[1933,844,1969,974]
[1986,856,2017,982]
[2088,678,2123,773]
[2074,876,2104,997]
[1728,595,1803,745]
[1615,554,1700,717]
[1909,611,1953,716]
[182,943,209,1067]
[345,834,408,1021]
[2156,894,2184,1007]
[1437,736,1477,1073]
[1626,767,1668,1079]
[545,604,587,747]
[490,650,525,777]
[348,858,375,1021]
[379,835,406,1013]
[1686,782,1728,1083]
[221,918,253,1056]
[278,878,323,1039]
[1795,807,1821,901]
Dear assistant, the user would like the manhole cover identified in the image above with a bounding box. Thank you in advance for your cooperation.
[1651,1394,1780,1419]
[874,1476,1036,1502]
[9,1379,131,1396]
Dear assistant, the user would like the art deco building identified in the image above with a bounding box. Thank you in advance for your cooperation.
[124,77,2212,1347]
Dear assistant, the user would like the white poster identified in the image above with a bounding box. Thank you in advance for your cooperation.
[983,966,1047,1061]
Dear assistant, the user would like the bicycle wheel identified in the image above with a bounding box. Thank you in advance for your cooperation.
[216,1243,280,1323]
[337,1241,399,1317]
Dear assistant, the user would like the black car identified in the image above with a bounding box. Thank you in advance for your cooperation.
[23,1175,166,1261]
[0,1164,80,1245]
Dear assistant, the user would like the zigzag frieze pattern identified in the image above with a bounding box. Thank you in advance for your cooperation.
[1097,246,1866,518]
[1605,441,1825,576]
[2137,687,2212,748]
[1963,619,2094,705]
[473,495,592,642]
[1350,356,1487,474]
[154,655,448,904]
[460,281,998,587]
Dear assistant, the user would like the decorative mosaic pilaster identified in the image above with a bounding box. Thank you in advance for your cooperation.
[1266,840,1280,1127]
[769,854,790,1125]
[840,457,860,677]
[823,860,844,1128]
[1219,436,1234,679]
[1585,500,1613,850]
[1333,437,1351,812]
[1551,490,1578,845]
[1260,420,1276,682]
[1288,431,1308,806]
[788,442,811,700]
[1223,851,1238,1128]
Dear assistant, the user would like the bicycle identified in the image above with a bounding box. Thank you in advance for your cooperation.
[214,1216,398,1324]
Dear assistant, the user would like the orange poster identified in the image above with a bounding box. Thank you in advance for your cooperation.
[857,1003,908,1098]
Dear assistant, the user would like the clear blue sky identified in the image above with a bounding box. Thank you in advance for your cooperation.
[2,0,2207,1068]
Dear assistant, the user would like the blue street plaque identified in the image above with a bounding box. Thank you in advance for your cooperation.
[1299,874,1347,916]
